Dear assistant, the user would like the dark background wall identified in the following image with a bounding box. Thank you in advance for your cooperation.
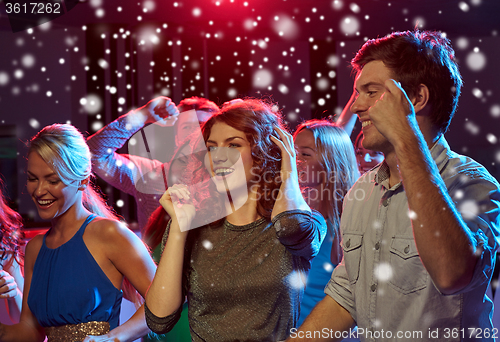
[0,0,498,227]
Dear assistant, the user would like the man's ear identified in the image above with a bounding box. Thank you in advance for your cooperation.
[412,84,430,114]
[78,177,90,191]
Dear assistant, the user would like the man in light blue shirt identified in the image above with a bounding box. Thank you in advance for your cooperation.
[288,30,500,342]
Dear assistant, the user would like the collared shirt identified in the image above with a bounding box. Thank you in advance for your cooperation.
[326,137,500,342]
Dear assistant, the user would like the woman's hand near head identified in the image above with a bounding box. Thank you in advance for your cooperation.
[270,126,310,218]
[270,125,298,182]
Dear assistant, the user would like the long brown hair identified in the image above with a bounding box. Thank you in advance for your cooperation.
[0,177,24,267]
[200,98,286,219]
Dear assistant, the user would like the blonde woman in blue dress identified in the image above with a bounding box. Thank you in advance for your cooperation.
[0,124,156,342]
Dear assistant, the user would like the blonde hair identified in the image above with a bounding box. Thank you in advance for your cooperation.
[29,124,118,220]
[294,120,359,233]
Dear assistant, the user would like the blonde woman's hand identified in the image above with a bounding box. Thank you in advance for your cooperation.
[0,270,21,299]
[83,334,110,342]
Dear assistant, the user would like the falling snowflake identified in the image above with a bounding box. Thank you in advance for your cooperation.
[340,16,360,35]
[286,270,307,290]
[323,262,334,272]
[350,3,360,13]
[92,121,103,131]
[459,200,479,220]
[466,50,487,71]
[192,8,201,17]
[490,105,500,118]
[253,69,273,88]
[458,2,470,12]
[374,262,393,282]
[98,59,109,69]
[454,190,464,200]
[456,37,469,50]
[143,0,156,12]
[202,240,213,250]
[272,15,299,40]
[472,88,483,98]
[21,54,35,68]
[464,121,480,135]
[486,134,497,144]
[14,69,23,79]
[316,78,329,91]
[278,84,289,94]
[29,118,40,129]
[81,94,103,114]
[332,0,344,10]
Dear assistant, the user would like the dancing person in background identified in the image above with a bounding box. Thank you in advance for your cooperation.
[0,178,24,324]
[0,124,156,342]
[145,99,327,341]
[335,93,384,174]
[87,96,218,233]
[288,30,500,342]
[353,131,384,174]
[293,120,358,327]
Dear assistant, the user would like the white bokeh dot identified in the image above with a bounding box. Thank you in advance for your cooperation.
[374,263,393,282]
[29,118,40,129]
[340,15,360,35]
[202,240,213,250]
[459,200,479,220]
[0,72,9,86]
[490,104,500,118]
[252,69,273,88]
[21,54,36,68]
[466,51,486,71]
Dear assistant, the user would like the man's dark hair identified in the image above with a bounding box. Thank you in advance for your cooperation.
[351,30,462,134]
[177,96,219,114]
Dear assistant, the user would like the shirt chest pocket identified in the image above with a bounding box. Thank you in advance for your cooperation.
[389,237,428,294]
[343,233,363,285]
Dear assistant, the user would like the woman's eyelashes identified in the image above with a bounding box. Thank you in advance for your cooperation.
[26,176,61,185]
[206,143,241,151]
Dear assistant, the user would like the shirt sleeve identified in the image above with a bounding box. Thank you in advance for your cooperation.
[87,112,164,196]
[446,164,500,294]
[144,301,183,334]
[272,209,327,260]
[324,259,357,323]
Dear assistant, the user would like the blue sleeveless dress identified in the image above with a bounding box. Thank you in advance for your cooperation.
[28,215,123,329]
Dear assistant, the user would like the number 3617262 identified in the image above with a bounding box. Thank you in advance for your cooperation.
[5,2,61,14]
